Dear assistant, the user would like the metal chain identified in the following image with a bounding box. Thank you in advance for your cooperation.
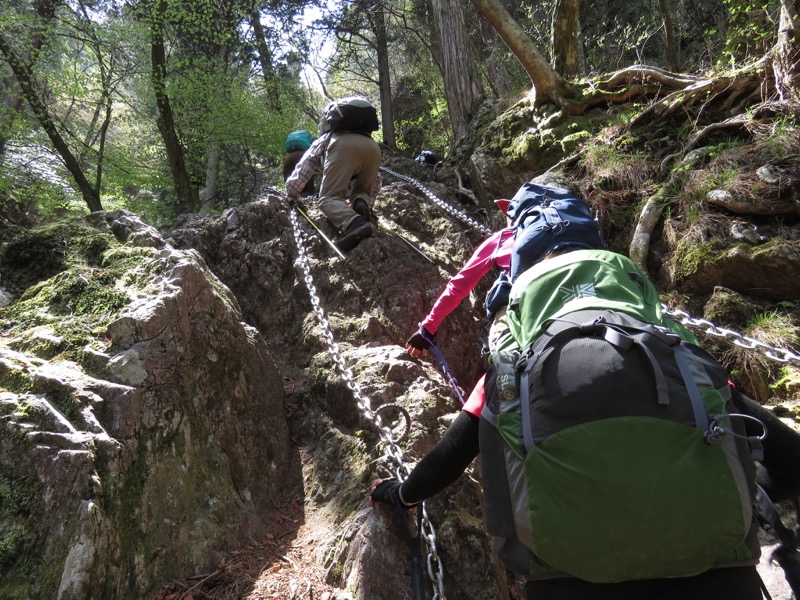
[380,166,494,237]
[661,304,800,364]
[288,204,447,599]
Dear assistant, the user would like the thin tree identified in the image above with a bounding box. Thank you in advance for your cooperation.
[656,0,680,71]
[773,0,800,102]
[249,7,280,111]
[325,0,397,148]
[0,32,102,212]
[0,0,62,157]
[551,0,585,78]
[149,0,199,214]
[373,2,396,149]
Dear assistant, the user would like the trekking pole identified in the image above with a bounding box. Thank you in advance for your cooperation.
[392,232,436,265]
[387,503,427,600]
[410,510,428,600]
[419,330,466,406]
[291,200,346,261]
[265,187,347,260]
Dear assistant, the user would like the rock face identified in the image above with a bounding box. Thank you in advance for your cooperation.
[0,211,289,599]
[165,185,510,599]
[2,136,799,600]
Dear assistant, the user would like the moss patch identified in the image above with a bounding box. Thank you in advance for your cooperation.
[672,239,721,279]
[0,472,42,600]
[0,217,157,367]
[0,219,114,292]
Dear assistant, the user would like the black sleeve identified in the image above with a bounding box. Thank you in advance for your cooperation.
[399,410,481,505]
[731,386,800,502]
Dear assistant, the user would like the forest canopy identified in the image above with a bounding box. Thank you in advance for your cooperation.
[0,0,797,224]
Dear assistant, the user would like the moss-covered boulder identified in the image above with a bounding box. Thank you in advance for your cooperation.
[0,211,289,600]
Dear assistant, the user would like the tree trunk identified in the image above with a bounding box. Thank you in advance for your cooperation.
[150,0,199,214]
[551,0,585,78]
[431,0,486,142]
[250,9,280,111]
[478,13,512,96]
[94,98,112,193]
[201,43,229,213]
[656,0,681,71]
[202,139,220,211]
[0,0,61,157]
[374,3,396,149]
[470,0,574,108]
[773,0,800,102]
[0,32,102,212]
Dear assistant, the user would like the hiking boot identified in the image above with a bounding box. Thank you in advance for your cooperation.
[351,197,371,221]
[336,217,372,251]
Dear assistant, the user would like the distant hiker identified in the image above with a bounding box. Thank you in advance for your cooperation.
[283,130,316,194]
[414,149,441,167]
[286,97,382,252]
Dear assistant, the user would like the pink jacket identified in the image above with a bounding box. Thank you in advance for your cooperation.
[420,228,514,334]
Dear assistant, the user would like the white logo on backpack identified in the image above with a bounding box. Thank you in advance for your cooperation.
[559,282,597,303]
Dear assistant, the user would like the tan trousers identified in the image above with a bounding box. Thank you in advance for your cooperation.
[318,132,381,232]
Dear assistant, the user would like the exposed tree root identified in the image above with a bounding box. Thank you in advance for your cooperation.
[629,187,671,274]
[629,58,769,126]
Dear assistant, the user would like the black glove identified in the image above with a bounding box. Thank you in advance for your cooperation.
[405,327,435,357]
[369,478,416,509]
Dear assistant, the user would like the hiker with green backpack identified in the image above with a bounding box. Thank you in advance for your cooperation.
[286,97,382,251]
[371,176,800,599]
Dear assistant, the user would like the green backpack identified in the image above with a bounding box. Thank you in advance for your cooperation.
[481,249,762,583]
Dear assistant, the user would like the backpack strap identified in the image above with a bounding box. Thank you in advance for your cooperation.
[540,204,566,235]
[673,345,710,431]
[754,485,800,597]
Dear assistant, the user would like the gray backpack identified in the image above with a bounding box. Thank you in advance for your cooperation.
[319,97,379,134]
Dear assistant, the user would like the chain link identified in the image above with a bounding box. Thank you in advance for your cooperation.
[288,203,447,599]
[661,304,800,364]
[380,166,494,237]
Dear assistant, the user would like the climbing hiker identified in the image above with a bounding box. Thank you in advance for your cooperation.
[286,97,382,252]
[404,211,512,358]
[405,173,603,412]
[414,149,441,167]
[403,198,513,408]
[283,129,316,194]
[369,174,800,599]
[373,251,770,600]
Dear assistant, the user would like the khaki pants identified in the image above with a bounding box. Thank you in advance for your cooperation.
[318,132,381,232]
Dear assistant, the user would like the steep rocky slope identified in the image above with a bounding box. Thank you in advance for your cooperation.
[2,97,799,599]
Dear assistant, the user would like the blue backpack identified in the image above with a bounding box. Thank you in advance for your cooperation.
[506,182,606,281]
[485,181,606,318]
